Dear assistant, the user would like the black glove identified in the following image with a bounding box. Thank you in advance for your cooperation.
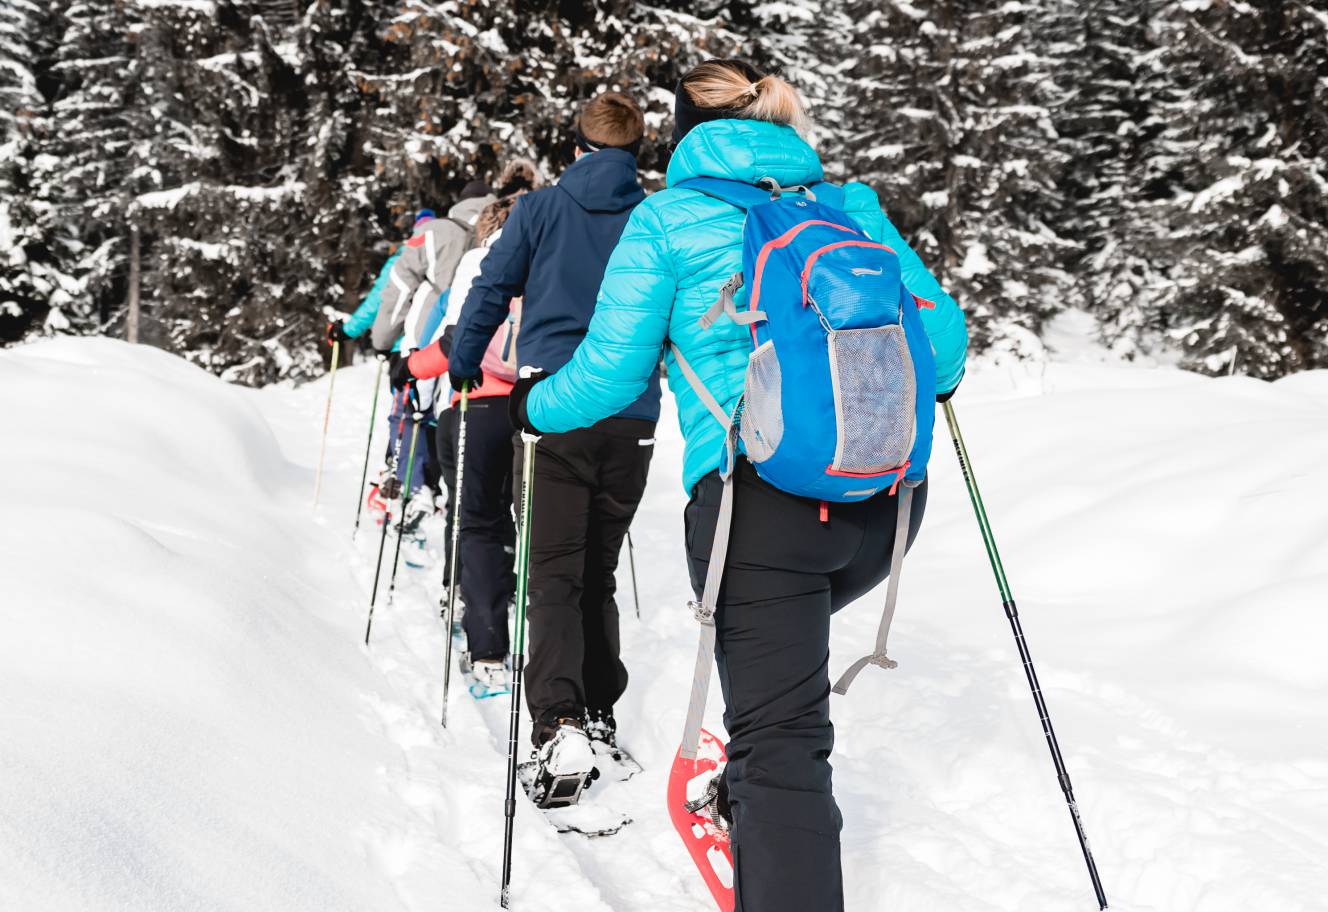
[449,368,484,394]
[326,320,349,345]
[937,373,962,403]
[508,368,547,436]
[390,352,415,387]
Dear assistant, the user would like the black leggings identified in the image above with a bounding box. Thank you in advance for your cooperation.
[685,460,927,912]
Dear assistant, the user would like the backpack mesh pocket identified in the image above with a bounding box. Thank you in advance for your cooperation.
[828,326,916,474]
[740,341,784,463]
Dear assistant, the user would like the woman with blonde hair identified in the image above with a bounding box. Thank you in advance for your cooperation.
[508,60,968,909]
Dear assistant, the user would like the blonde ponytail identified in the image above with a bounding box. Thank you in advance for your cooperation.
[681,61,809,134]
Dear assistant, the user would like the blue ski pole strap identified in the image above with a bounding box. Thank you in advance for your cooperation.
[833,482,915,694]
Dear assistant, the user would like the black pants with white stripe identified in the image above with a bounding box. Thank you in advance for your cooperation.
[516,417,655,745]
[685,460,927,912]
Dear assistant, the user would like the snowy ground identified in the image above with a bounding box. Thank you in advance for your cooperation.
[3,331,1327,911]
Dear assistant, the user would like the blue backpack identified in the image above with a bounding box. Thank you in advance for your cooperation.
[675,178,940,764]
[671,177,937,501]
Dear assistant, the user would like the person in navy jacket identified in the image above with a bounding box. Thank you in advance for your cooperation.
[447,91,659,795]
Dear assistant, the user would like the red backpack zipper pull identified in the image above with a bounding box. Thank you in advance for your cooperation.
[819,500,829,525]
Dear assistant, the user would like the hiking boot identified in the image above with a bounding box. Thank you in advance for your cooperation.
[465,656,510,698]
[379,474,402,502]
[401,486,434,536]
[529,718,596,809]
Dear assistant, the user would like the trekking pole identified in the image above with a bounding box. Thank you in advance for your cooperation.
[352,354,387,537]
[382,408,424,611]
[440,383,470,727]
[626,531,641,620]
[942,400,1108,910]
[364,383,412,645]
[312,339,340,507]
[500,429,538,909]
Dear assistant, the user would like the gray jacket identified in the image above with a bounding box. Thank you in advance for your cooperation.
[370,195,495,351]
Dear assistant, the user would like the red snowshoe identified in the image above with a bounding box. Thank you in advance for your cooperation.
[667,728,734,911]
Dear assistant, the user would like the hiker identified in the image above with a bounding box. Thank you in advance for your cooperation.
[392,159,541,693]
[326,247,402,355]
[374,186,495,534]
[510,60,968,911]
[327,222,413,521]
[447,92,656,799]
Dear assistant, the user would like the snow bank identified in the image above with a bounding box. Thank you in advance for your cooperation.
[0,338,491,911]
[3,335,1327,911]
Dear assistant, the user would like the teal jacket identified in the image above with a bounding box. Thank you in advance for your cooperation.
[527,119,969,494]
[346,250,403,352]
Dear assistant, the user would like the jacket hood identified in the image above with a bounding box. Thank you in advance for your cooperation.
[448,193,497,226]
[556,148,645,214]
[666,119,824,188]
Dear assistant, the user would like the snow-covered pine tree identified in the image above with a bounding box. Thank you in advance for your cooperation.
[834,0,1079,356]
[1149,0,1328,378]
[0,0,64,341]
[1051,0,1173,357]
[131,3,327,382]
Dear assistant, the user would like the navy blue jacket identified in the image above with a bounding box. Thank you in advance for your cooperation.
[450,148,662,423]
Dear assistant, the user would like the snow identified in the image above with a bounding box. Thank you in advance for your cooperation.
[958,241,996,279]
[4,336,1328,911]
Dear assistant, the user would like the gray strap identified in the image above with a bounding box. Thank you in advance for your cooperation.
[680,456,736,760]
[700,273,764,330]
[671,343,730,428]
[699,293,728,330]
[833,484,914,695]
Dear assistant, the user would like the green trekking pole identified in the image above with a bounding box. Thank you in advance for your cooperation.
[440,383,470,727]
[942,400,1108,910]
[500,429,538,909]
[352,354,387,537]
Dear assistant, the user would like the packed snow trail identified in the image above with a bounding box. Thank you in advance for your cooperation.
[3,332,1328,911]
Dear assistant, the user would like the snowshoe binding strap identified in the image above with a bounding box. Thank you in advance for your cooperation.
[683,773,731,834]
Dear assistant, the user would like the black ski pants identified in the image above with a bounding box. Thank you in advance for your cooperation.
[684,459,927,912]
[517,417,655,745]
[458,398,516,661]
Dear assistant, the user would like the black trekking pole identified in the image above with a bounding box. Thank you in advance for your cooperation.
[364,383,412,646]
[352,354,387,537]
[625,531,641,620]
[440,383,470,727]
[382,407,425,612]
[500,428,538,909]
[942,399,1108,910]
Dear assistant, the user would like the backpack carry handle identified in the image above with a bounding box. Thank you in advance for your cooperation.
[756,177,817,202]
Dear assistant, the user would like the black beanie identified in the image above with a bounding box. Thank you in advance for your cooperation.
[459,179,492,201]
[671,59,767,147]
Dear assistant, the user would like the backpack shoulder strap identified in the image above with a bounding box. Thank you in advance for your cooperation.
[679,176,850,213]
[809,180,847,211]
[673,177,772,210]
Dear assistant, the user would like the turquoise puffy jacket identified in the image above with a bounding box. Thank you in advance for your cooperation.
[345,250,403,352]
[527,119,969,494]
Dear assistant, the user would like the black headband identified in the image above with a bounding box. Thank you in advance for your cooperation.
[671,59,767,147]
[575,127,642,159]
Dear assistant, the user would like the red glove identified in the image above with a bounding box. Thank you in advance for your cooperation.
[407,339,450,381]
